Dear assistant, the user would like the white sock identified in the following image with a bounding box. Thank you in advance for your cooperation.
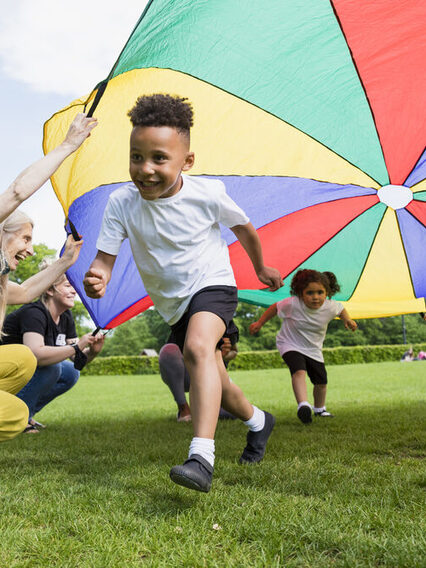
[313,406,325,413]
[298,401,311,410]
[244,405,265,432]
[188,437,215,467]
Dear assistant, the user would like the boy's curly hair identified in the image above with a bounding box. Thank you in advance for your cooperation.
[290,269,341,298]
[128,94,194,136]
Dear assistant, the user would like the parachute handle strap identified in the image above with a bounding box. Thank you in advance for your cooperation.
[86,79,108,118]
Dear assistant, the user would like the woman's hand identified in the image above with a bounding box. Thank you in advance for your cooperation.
[63,113,98,151]
[88,333,105,355]
[61,234,83,267]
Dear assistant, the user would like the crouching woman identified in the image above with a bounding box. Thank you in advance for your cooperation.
[2,268,104,432]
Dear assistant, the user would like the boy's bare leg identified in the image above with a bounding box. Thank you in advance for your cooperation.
[291,370,308,404]
[183,311,225,439]
[216,351,253,421]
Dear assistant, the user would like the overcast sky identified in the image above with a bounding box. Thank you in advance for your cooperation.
[0,0,148,253]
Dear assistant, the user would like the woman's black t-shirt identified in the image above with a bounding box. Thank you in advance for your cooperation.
[2,300,76,346]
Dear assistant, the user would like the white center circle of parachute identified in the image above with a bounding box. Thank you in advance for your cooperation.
[377,185,413,210]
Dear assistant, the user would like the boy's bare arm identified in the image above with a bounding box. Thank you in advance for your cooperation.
[339,308,357,331]
[249,303,278,334]
[231,222,282,291]
[83,251,117,298]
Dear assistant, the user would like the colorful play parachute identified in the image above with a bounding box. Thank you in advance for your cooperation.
[44,0,426,328]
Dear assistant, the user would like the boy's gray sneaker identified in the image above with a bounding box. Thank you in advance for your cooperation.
[170,454,213,493]
[239,411,275,464]
[297,404,312,424]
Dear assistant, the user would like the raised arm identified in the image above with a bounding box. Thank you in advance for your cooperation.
[339,308,357,331]
[249,303,278,334]
[83,250,117,299]
[6,235,83,305]
[231,222,282,291]
[0,113,97,223]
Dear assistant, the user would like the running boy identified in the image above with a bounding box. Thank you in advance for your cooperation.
[250,269,357,424]
[83,94,282,492]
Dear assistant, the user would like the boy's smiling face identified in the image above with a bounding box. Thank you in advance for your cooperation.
[129,126,194,200]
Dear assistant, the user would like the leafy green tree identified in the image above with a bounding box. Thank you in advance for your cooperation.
[100,308,170,356]
[234,303,280,351]
[71,301,92,337]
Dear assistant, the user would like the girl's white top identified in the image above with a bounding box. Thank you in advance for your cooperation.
[276,296,343,362]
[96,175,249,325]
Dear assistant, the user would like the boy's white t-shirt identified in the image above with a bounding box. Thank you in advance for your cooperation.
[96,175,249,325]
[276,296,344,362]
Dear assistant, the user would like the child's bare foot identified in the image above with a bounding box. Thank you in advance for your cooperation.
[177,402,191,422]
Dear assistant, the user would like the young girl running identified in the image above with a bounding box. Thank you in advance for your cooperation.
[250,269,357,423]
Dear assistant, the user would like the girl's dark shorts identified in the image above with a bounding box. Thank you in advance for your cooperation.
[282,350,327,385]
[168,286,239,352]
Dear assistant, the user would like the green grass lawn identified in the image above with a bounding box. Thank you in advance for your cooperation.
[0,362,425,567]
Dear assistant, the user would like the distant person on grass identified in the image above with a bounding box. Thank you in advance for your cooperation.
[159,337,238,422]
[2,267,104,433]
[400,347,414,362]
[0,112,96,442]
[83,94,282,493]
[250,269,357,424]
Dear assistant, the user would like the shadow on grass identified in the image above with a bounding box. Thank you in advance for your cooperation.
[1,401,424,511]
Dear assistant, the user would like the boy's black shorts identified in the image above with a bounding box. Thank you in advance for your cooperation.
[168,286,239,352]
[282,350,327,385]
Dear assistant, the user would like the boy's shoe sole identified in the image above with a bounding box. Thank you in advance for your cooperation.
[170,454,213,493]
[297,405,312,424]
[239,411,275,464]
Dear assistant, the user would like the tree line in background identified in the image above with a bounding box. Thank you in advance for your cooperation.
[7,244,426,355]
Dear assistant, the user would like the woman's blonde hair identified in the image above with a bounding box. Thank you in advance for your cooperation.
[0,209,34,332]
[38,259,67,305]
